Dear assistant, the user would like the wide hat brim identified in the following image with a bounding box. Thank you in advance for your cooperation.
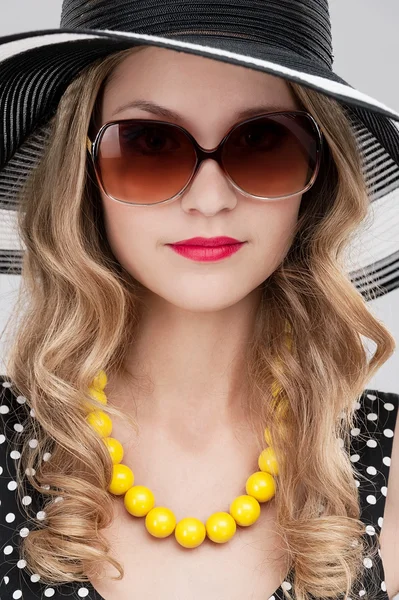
[1,28,399,298]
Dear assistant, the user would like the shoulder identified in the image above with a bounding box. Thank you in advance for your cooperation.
[0,374,31,453]
[0,375,50,598]
[0,374,33,587]
[354,388,398,447]
[351,387,398,479]
[355,388,399,597]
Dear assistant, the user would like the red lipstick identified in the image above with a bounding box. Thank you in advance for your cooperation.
[167,237,246,262]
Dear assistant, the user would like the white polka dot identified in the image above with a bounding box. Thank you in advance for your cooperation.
[0,404,10,414]
[354,402,361,410]
[383,456,391,467]
[54,496,64,503]
[350,454,360,463]
[366,439,377,448]
[10,450,21,459]
[43,452,52,461]
[381,581,387,592]
[366,394,377,400]
[2,380,12,387]
[359,590,366,596]
[350,428,360,436]
[268,597,275,600]
[383,429,394,438]
[5,513,16,523]
[42,484,51,490]
[14,423,24,432]
[22,495,32,506]
[378,517,384,528]
[0,433,5,444]
[30,408,36,418]
[363,557,373,568]
[381,486,387,497]
[31,573,41,582]
[383,403,394,411]
[366,495,376,505]
[77,588,90,597]
[25,467,36,476]
[28,439,38,448]
[3,545,14,555]
[3,576,9,584]
[17,559,27,568]
[7,481,17,491]
[16,395,26,404]
[0,465,2,475]
[12,590,22,599]
[44,588,55,597]
[366,413,378,421]
[355,479,360,488]
[19,527,30,537]
[366,466,377,475]
[338,438,345,448]
[281,581,292,591]
[36,510,46,521]
[365,525,376,535]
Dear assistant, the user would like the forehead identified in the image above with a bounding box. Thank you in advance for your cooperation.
[100,46,301,124]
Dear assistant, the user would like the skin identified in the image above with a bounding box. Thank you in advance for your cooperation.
[90,46,399,599]
[99,46,303,432]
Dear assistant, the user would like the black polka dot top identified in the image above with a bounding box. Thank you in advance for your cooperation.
[1,375,398,600]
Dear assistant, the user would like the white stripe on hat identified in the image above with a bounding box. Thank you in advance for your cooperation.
[1,30,399,122]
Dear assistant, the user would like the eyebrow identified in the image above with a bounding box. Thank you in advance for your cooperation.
[111,99,290,121]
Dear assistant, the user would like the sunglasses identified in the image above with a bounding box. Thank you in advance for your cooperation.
[86,111,324,206]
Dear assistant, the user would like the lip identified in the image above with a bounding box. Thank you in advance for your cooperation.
[170,236,243,247]
[167,241,245,262]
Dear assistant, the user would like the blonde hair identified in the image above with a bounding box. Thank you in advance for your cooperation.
[2,45,395,600]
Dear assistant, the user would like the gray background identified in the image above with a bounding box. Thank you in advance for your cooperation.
[0,0,398,392]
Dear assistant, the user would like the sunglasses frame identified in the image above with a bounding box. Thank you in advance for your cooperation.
[86,110,324,207]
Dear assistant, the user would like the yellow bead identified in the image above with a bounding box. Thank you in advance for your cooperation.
[108,463,134,495]
[86,410,113,438]
[258,447,279,476]
[229,495,261,527]
[175,517,206,548]
[205,512,236,544]
[246,471,276,503]
[145,507,176,538]
[103,437,124,464]
[88,386,108,406]
[92,370,107,391]
[124,485,155,517]
[264,427,272,446]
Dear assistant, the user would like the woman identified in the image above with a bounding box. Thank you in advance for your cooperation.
[0,1,399,599]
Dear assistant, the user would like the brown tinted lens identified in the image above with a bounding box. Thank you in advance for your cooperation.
[222,113,320,198]
[97,121,197,204]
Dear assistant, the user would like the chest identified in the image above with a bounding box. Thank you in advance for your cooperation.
[88,498,291,600]
[379,418,399,600]
[85,403,399,600]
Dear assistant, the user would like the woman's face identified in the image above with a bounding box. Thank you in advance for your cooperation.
[98,46,303,312]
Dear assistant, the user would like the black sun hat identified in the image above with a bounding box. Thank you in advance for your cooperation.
[1,0,399,298]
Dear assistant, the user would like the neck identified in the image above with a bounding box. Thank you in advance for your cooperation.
[108,286,263,439]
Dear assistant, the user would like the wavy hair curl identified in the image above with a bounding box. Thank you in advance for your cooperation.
[2,45,395,600]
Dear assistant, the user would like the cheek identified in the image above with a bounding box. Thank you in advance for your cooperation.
[101,197,162,277]
[252,198,301,263]
[99,192,302,307]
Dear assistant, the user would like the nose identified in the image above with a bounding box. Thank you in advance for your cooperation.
[179,157,239,216]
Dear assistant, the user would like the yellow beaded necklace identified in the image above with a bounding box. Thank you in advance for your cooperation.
[84,368,287,549]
